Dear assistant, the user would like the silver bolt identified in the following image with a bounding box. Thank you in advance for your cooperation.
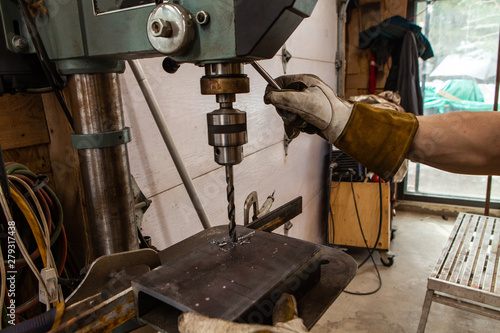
[12,35,28,52]
[195,11,210,25]
[151,18,173,38]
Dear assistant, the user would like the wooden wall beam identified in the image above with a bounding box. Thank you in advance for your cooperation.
[0,93,49,150]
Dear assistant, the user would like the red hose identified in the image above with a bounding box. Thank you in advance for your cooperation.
[369,53,377,94]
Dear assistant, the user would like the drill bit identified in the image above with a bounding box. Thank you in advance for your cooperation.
[225,165,237,242]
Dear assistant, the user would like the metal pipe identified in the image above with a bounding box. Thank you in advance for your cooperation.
[127,59,211,230]
[69,73,138,257]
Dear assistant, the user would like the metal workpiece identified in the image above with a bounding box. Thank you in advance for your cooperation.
[147,2,195,56]
[246,197,302,232]
[134,226,321,327]
[69,73,138,258]
[135,225,357,331]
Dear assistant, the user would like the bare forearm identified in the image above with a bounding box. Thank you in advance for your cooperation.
[408,112,500,175]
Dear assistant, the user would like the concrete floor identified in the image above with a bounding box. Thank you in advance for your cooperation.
[310,210,499,333]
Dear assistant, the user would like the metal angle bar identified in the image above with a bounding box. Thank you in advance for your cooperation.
[246,196,302,232]
[53,288,136,332]
[433,293,500,321]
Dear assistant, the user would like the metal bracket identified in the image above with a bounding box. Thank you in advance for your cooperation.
[284,221,293,236]
[131,175,152,230]
[70,127,131,149]
[284,133,293,156]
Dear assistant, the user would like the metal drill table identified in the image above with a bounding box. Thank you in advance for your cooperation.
[417,213,500,332]
[134,226,357,332]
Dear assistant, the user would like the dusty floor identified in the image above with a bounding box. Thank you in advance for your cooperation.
[310,210,499,333]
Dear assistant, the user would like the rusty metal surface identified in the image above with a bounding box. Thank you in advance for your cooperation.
[134,226,321,330]
[69,73,138,258]
[65,248,160,306]
[246,196,302,232]
[200,76,250,95]
[53,288,136,333]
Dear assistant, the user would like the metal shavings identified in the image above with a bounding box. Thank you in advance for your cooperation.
[212,231,256,252]
[237,231,255,244]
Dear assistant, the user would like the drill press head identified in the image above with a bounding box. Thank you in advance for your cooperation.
[146,0,317,166]
[147,0,318,64]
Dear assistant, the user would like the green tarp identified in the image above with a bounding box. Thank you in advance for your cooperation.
[424,79,496,113]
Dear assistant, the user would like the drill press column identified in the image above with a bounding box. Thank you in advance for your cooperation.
[201,63,249,241]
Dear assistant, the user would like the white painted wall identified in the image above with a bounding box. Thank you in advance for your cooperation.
[119,0,337,250]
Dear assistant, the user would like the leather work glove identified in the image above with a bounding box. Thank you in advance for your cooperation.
[264,74,419,180]
[178,293,308,333]
[264,74,353,143]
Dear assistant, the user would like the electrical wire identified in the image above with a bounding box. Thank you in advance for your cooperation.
[0,183,50,311]
[1,164,71,318]
[343,174,383,296]
[5,165,64,246]
[8,184,49,267]
[352,177,383,269]
[8,176,56,270]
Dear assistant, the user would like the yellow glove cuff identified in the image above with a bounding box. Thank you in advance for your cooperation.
[334,102,419,180]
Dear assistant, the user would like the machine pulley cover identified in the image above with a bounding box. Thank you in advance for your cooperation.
[147,2,195,56]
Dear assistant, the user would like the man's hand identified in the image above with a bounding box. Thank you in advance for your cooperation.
[264,74,353,144]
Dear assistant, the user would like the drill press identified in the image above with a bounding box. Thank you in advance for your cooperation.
[202,63,249,241]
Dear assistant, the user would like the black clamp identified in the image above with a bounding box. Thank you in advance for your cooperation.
[70,127,131,149]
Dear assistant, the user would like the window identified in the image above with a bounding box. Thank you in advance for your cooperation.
[403,0,500,207]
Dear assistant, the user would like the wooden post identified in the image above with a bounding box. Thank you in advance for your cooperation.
[484,27,500,216]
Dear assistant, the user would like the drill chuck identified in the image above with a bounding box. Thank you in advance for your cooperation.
[207,107,247,165]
